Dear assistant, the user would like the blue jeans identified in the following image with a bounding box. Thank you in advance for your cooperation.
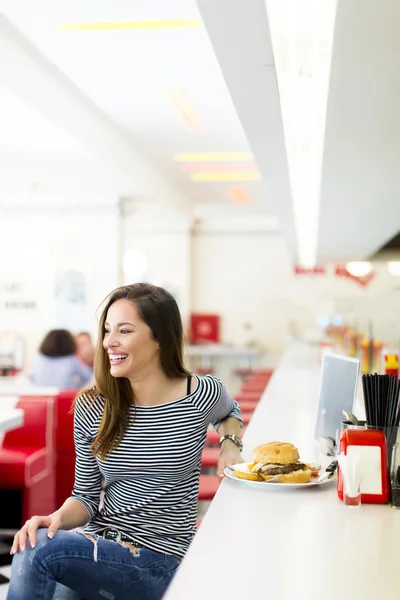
[6,529,181,600]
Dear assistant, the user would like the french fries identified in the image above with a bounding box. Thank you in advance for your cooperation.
[232,469,261,482]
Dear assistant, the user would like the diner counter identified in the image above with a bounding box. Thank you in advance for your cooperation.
[165,342,400,600]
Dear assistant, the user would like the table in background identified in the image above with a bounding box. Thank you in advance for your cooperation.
[186,344,262,372]
[0,410,23,434]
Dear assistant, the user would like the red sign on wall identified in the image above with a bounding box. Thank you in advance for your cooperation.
[334,265,375,287]
[190,314,220,344]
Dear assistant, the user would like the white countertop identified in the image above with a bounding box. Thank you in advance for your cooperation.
[165,342,400,600]
[0,409,23,433]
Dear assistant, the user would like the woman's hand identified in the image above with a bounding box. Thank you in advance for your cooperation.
[10,512,62,554]
[217,442,245,478]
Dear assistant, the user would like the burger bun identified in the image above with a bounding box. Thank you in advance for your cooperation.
[252,441,300,465]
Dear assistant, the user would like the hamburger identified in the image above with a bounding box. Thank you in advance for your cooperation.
[234,441,312,484]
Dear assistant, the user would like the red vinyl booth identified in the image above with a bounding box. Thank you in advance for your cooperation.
[55,390,77,507]
[0,396,56,524]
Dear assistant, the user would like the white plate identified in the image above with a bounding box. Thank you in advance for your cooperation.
[224,463,336,489]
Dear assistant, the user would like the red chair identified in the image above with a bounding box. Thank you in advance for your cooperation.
[0,396,56,524]
[55,390,77,507]
[198,475,220,500]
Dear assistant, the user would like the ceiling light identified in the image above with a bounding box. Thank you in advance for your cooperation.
[60,19,203,32]
[228,187,251,205]
[265,0,338,267]
[181,163,257,173]
[190,172,261,182]
[165,88,204,132]
[174,153,253,162]
[346,262,373,277]
[387,261,400,277]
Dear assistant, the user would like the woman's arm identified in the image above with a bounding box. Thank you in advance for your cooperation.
[51,498,91,530]
[69,395,103,518]
[207,382,243,476]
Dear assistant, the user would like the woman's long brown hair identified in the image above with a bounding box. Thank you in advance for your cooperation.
[79,283,190,459]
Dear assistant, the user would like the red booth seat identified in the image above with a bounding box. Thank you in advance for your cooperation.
[0,396,56,523]
[55,390,77,507]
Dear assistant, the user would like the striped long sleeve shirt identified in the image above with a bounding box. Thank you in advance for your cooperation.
[70,374,242,558]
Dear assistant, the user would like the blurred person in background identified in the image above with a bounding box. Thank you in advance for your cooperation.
[30,329,93,389]
[8,283,242,600]
[75,331,94,368]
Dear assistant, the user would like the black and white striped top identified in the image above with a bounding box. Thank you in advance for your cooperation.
[70,375,242,558]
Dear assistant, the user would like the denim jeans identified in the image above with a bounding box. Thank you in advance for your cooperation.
[6,529,181,600]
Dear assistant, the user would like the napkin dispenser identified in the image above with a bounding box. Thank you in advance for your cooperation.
[337,429,390,504]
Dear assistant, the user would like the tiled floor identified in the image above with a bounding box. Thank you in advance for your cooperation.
[0,566,10,599]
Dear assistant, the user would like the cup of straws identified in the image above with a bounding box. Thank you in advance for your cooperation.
[361,373,400,474]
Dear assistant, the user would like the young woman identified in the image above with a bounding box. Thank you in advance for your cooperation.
[7,283,243,600]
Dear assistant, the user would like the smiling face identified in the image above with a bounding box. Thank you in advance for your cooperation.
[103,299,160,379]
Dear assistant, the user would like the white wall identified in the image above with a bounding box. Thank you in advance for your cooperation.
[122,201,192,328]
[2,201,399,370]
[192,220,400,356]
[0,204,119,367]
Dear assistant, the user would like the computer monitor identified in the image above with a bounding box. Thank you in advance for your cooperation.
[314,353,360,448]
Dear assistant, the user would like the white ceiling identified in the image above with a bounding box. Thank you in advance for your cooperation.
[0,1,270,215]
[0,0,399,261]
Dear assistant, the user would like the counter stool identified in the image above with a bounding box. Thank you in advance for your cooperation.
[197,367,215,375]
[236,392,261,402]
[201,447,220,468]
[240,412,252,426]
[205,428,246,447]
[241,381,268,394]
[235,399,258,412]
[198,475,220,500]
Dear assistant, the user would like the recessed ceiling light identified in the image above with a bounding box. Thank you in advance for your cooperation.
[165,88,204,132]
[387,262,400,277]
[174,153,253,162]
[190,173,261,182]
[180,163,257,173]
[346,262,373,277]
[228,186,251,205]
[60,19,203,31]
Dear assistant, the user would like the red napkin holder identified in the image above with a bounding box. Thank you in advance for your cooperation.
[337,429,390,504]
